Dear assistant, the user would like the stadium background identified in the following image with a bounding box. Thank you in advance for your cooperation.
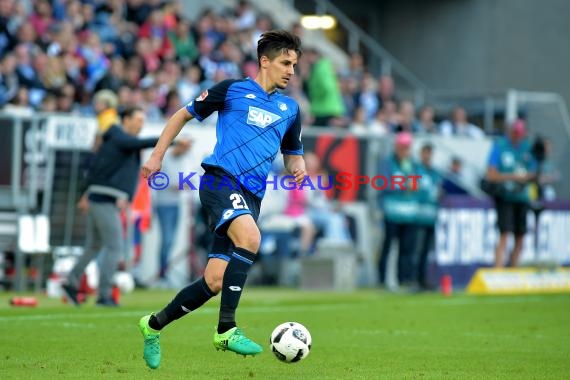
[1,1,569,378]
[1,0,568,292]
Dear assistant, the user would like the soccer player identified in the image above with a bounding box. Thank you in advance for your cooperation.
[138,30,306,369]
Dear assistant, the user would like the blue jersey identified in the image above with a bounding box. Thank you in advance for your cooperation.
[186,78,304,199]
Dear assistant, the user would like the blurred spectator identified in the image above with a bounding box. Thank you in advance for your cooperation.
[39,92,57,113]
[441,157,469,195]
[3,87,34,116]
[162,89,182,118]
[234,0,256,31]
[95,56,126,93]
[486,119,535,267]
[217,40,243,79]
[15,44,46,105]
[366,107,390,136]
[305,49,346,127]
[79,31,110,92]
[93,89,119,134]
[283,185,316,257]
[535,138,560,201]
[340,52,365,83]
[377,74,396,110]
[250,13,273,51]
[139,79,164,121]
[377,132,418,288]
[381,100,399,132]
[350,106,368,134]
[339,76,359,119]
[415,105,438,134]
[439,106,484,139]
[177,65,202,103]
[168,17,198,67]
[283,152,352,255]
[415,143,441,290]
[153,137,192,286]
[56,83,77,113]
[0,54,18,107]
[356,73,379,123]
[395,100,417,133]
[284,75,313,126]
[0,0,18,56]
[303,152,352,244]
[28,0,54,37]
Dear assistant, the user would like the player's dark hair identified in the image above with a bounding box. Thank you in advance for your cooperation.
[257,29,302,66]
[120,106,144,121]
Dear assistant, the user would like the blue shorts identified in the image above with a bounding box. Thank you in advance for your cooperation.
[199,166,262,262]
[199,165,261,234]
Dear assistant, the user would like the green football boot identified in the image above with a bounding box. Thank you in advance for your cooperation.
[139,315,161,369]
[213,327,263,356]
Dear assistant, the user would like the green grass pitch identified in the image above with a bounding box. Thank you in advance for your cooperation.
[1,288,569,379]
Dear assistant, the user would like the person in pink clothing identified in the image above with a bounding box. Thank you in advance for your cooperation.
[283,152,353,256]
[284,186,316,257]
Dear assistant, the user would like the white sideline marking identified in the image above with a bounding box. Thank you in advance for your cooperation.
[0,302,357,322]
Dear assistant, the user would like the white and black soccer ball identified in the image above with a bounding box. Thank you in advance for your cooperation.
[113,271,135,294]
[270,322,312,363]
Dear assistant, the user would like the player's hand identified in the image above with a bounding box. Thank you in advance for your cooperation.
[292,168,307,186]
[141,156,162,178]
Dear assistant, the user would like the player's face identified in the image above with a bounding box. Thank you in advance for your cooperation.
[267,50,298,90]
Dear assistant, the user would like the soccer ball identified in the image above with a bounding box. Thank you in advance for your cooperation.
[270,322,312,363]
[113,271,135,293]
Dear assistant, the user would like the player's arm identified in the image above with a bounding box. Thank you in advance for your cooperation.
[284,154,306,185]
[142,80,234,178]
[142,108,193,178]
[281,109,305,185]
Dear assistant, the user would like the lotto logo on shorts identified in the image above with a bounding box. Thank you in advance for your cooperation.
[222,210,235,219]
[246,106,281,128]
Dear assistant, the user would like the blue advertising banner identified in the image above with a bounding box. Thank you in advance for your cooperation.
[431,196,570,288]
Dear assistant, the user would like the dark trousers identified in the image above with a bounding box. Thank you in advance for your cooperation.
[378,220,417,285]
[416,225,435,288]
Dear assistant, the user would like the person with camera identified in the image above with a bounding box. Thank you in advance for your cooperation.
[485,119,536,268]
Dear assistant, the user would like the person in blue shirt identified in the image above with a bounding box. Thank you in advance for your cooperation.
[377,132,419,288]
[415,143,441,290]
[486,119,535,268]
[137,30,306,368]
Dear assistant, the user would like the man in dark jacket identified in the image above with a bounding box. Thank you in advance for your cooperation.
[62,107,159,306]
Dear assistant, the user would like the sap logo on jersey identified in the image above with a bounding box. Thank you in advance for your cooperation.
[247,106,281,128]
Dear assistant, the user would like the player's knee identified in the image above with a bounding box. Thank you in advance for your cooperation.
[204,271,223,294]
[233,231,261,253]
[229,226,261,252]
